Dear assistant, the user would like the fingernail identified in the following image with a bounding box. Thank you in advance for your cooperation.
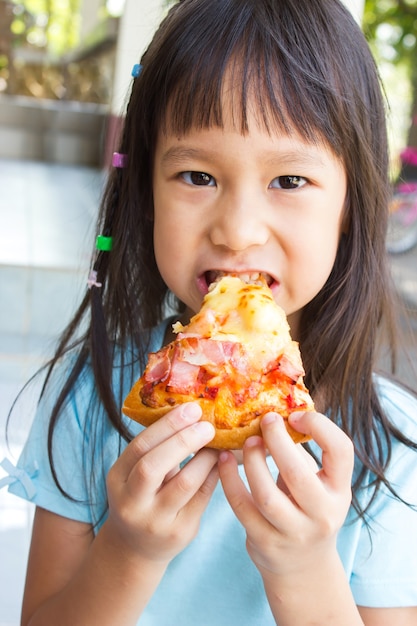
[244,435,263,448]
[192,421,215,439]
[288,411,305,424]
[181,402,202,422]
[219,451,230,463]
[262,412,280,426]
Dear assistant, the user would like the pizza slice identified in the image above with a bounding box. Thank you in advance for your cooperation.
[122,275,314,449]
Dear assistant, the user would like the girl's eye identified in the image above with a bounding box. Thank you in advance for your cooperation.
[181,171,216,186]
[269,175,307,190]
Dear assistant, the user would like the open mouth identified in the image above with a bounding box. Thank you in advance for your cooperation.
[205,270,274,290]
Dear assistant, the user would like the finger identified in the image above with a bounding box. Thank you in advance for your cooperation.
[276,442,318,494]
[164,449,220,515]
[288,411,354,491]
[127,419,215,499]
[192,464,220,516]
[242,435,304,530]
[117,402,204,479]
[260,413,327,517]
[162,465,181,484]
[175,463,220,545]
[219,449,268,530]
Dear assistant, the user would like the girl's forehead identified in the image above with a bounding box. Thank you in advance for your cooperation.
[155,51,347,165]
[161,58,331,151]
[163,66,291,136]
[162,83,329,155]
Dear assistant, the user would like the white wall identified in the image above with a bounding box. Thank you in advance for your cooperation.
[341,0,365,23]
[79,0,105,41]
[110,0,165,115]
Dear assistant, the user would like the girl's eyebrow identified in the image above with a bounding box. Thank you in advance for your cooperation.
[161,146,215,167]
[264,151,327,169]
[161,144,327,168]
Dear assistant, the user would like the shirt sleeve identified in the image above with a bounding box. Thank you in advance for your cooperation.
[6,320,170,526]
[349,378,417,608]
[7,365,104,524]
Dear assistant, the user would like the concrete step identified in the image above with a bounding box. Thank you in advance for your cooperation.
[0,159,104,376]
[0,95,109,166]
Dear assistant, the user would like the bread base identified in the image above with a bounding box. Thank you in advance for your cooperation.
[122,383,311,449]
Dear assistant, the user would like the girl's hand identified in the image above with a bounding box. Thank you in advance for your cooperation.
[105,402,219,565]
[218,410,354,578]
[20,406,218,626]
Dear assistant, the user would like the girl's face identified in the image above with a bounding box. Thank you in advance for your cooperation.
[152,112,347,337]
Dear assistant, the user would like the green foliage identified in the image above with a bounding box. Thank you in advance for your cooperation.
[363,0,417,68]
[363,0,417,150]
[11,0,82,57]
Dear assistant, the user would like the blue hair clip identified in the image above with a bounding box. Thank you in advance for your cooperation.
[132,63,143,78]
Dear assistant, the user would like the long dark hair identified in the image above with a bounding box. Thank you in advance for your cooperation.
[36,0,415,518]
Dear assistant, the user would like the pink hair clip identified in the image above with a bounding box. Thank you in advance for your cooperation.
[87,269,102,289]
[112,152,128,168]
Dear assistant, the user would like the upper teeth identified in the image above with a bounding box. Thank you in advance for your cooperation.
[239,272,265,283]
[208,271,269,289]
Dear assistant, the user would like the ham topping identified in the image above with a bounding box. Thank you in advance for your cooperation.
[144,346,171,383]
[141,336,302,402]
[265,354,304,382]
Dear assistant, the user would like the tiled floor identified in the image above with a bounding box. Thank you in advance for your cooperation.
[0,159,104,626]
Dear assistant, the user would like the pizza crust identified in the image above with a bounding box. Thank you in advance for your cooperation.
[122,377,312,449]
[122,276,314,449]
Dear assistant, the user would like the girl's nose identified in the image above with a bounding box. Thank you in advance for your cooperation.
[209,198,270,251]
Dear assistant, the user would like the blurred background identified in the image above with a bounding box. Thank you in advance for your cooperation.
[0,0,416,624]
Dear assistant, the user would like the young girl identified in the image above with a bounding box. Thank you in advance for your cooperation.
[6,0,417,624]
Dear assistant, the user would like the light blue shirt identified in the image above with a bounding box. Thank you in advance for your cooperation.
[6,318,417,622]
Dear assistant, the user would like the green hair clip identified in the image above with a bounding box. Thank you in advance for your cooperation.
[96,235,113,252]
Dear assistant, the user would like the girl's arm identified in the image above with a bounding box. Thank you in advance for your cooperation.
[358,606,417,625]
[21,508,168,626]
[21,402,218,626]
[219,410,363,626]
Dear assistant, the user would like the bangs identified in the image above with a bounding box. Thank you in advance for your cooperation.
[166,50,303,137]
[145,0,350,154]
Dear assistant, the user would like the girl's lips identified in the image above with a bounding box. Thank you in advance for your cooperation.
[198,270,278,294]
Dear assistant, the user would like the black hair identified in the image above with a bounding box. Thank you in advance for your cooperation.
[26,0,416,522]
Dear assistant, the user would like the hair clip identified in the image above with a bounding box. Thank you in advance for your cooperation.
[96,235,113,251]
[87,269,102,290]
[112,152,128,168]
[87,235,113,289]
[131,63,143,78]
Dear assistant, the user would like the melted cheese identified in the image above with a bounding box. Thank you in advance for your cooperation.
[174,276,294,367]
